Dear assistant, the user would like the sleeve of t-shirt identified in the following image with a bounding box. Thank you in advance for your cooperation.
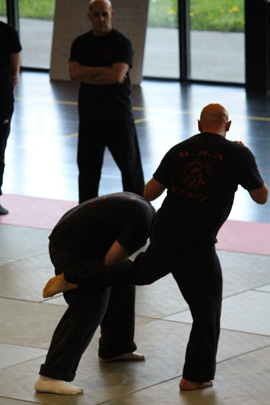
[153,146,177,187]
[238,147,264,191]
[69,37,82,63]
[8,25,22,53]
[113,35,133,67]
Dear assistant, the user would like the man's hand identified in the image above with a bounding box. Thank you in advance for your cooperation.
[68,62,107,82]
[86,62,129,85]
[234,141,245,146]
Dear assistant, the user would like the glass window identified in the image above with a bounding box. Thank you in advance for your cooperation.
[19,0,55,69]
[0,1,7,20]
[189,0,245,83]
[143,0,179,79]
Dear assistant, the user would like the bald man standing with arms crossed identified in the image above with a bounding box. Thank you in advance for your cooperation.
[68,0,144,203]
[43,104,268,392]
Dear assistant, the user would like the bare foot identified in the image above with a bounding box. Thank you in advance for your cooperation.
[179,378,213,391]
[43,273,78,298]
[99,351,145,362]
[35,375,83,395]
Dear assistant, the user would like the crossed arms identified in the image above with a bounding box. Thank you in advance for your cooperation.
[68,61,128,85]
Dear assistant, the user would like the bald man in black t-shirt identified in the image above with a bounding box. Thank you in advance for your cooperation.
[68,0,144,203]
[35,192,155,395]
[44,105,268,393]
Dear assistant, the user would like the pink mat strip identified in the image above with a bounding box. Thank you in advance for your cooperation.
[216,219,270,256]
[0,194,77,230]
[0,194,269,256]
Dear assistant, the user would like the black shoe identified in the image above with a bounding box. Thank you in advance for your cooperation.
[0,204,9,215]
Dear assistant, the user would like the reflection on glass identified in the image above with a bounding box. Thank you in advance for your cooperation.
[143,0,179,79]
[19,0,55,69]
[189,0,244,83]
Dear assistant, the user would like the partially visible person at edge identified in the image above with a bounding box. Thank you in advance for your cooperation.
[43,104,268,392]
[68,0,144,203]
[0,21,22,214]
[35,192,155,395]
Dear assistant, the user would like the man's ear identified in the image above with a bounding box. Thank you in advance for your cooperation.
[226,120,232,132]
[198,119,202,132]
[111,10,115,20]
[87,11,91,22]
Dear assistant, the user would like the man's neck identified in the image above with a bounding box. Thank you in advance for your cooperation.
[201,129,226,137]
[92,27,112,37]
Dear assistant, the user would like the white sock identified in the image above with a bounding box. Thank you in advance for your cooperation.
[99,351,145,362]
[34,375,83,395]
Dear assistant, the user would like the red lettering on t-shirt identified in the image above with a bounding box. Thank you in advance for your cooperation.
[179,151,190,158]
[198,150,208,156]
[213,153,223,161]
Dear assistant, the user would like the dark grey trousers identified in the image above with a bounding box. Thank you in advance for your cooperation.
[40,245,137,382]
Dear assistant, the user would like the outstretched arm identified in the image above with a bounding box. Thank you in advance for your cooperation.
[249,183,269,204]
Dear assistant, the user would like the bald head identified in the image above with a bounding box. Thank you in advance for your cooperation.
[88,0,114,36]
[198,104,231,137]
[89,0,112,12]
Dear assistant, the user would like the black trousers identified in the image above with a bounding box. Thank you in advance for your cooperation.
[77,119,145,203]
[172,250,222,382]
[39,245,137,382]
[0,92,14,195]
[73,245,223,383]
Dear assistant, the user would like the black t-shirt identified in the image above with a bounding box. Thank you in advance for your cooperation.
[49,192,155,257]
[0,21,22,90]
[151,132,264,252]
[69,28,133,122]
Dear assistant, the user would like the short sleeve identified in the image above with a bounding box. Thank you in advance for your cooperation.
[69,37,82,63]
[113,35,133,67]
[238,147,264,191]
[7,24,22,54]
[153,146,177,187]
